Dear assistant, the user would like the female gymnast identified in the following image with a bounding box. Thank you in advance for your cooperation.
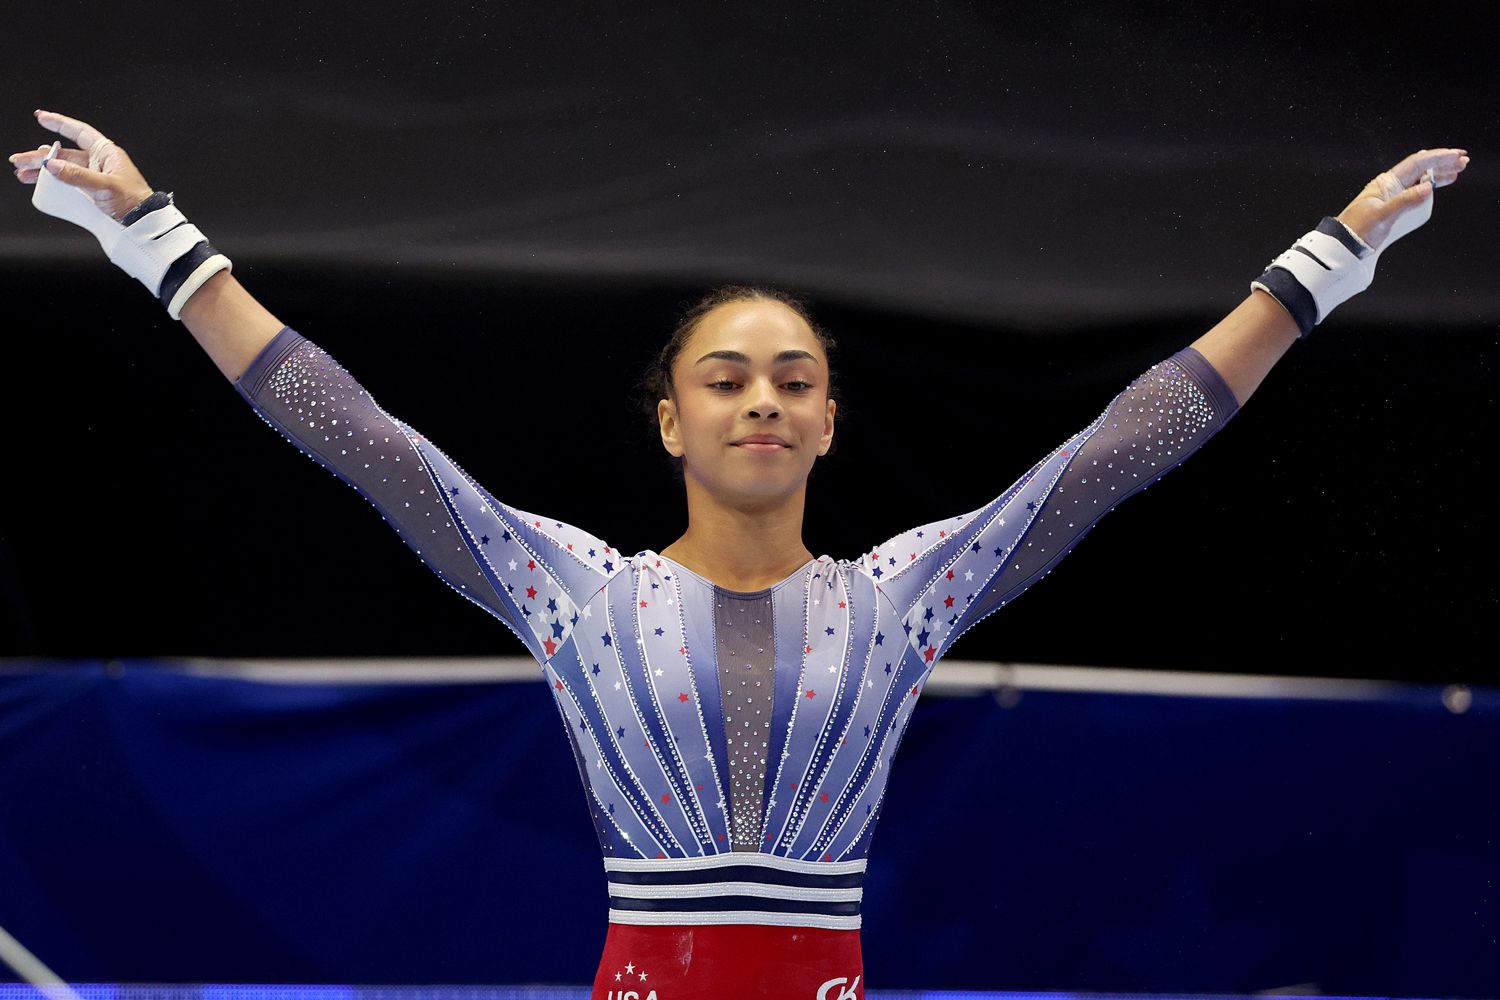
[10,110,1468,999]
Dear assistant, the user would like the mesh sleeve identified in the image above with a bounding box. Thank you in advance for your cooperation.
[857,346,1240,666]
[233,326,617,662]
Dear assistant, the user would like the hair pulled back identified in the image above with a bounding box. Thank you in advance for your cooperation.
[635,285,840,474]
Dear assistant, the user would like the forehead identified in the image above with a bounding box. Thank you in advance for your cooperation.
[681,299,824,364]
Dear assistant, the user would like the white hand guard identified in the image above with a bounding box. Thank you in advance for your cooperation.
[1251,173,1434,338]
[31,141,231,319]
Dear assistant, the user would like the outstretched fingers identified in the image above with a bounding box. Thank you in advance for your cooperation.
[32,109,109,152]
[1389,147,1469,188]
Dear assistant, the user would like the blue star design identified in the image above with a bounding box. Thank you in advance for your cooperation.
[922,606,934,622]
[993,546,1003,557]
[479,534,489,545]
[551,620,565,639]
[948,614,959,627]
[863,725,871,737]
[546,598,558,613]
[916,627,930,647]
[871,566,883,579]
[603,560,614,572]
[520,604,532,618]
[654,627,664,637]
[824,626,835,636]
[650,582,659,590]
[578,717,587,731]
[1026,501,1037,511]
[588,548,596,557]
[608,803,615,814]
[902,622,912,635]
[601,634,612,647]
[616,726,625,739]
[884,662,893,674]
[971,542,981,553]
[571,612,580,626]
[888,556,896,566]
[449,487,460,497]
[591,663,601,675]
[874,631,884,646]
[916,531,924,538]
[502,530,512,542]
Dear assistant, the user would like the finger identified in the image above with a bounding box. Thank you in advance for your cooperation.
[32,109,108,151]
[8,146,86,171]
[13,166,39,185]
[1389,148,1468,187]
[1382,177,1434,217]
[43,156,117,194]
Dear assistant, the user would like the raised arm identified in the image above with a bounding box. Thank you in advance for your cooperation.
[1191,147,1468,407]
[11,109,622,659]
[860,147,1470,663]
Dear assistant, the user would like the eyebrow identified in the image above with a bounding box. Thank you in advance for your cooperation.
[693,349,820,366]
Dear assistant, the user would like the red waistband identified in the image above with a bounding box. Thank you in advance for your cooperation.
[592,922,864,1000]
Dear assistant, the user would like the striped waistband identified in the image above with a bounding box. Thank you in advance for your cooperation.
[604,853,867,930]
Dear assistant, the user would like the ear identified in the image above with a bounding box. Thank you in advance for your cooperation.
[817,397,836,457]
[657,397,685,458]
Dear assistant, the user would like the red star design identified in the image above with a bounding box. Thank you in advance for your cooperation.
[566,543,573,550]
[526,586,538,599]
[820,792,829,802]
[660,793,671,803]
[640,600,648,607]
[553,679,563,691]
[939,530,946,537]
[678,692,689,703]
[923,647,936,663]
[678,646,687,655]
[527,559,536,571]
[944,594,955,608]
[945,569,954,580]
[805,644,813,653]
[909,552,916,561]
[533,520,541,527]
[544,638,557,656]
[838,601,847,608]
[806,690,817,698]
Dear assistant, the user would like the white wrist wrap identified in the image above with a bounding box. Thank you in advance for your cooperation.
[31,143,231,319]
[1255,229,1374,326]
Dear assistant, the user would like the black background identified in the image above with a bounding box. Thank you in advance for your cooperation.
[1,1,1494,682]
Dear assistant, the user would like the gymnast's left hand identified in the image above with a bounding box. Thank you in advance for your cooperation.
[1335,148,1469,250]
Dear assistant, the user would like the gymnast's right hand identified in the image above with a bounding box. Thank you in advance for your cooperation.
[9,109,153,222]
[11,108,233,321]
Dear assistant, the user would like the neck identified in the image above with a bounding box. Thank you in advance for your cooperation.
[660,477,814,591]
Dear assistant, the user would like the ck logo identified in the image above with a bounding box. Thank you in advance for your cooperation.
[816,975,861,1000]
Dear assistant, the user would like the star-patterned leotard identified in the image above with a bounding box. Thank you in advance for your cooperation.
[233,326,1239,995]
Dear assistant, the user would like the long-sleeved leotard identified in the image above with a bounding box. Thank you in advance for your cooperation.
[234,327,1239,933]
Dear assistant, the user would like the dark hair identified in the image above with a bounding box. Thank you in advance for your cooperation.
[637,285,841,473]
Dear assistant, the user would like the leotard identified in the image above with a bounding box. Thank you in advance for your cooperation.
[234,326,1239,997]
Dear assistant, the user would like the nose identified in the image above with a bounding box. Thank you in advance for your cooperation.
[744,377,781,420]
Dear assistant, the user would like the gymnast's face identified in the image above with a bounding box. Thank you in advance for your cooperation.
[657,299,836,504]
